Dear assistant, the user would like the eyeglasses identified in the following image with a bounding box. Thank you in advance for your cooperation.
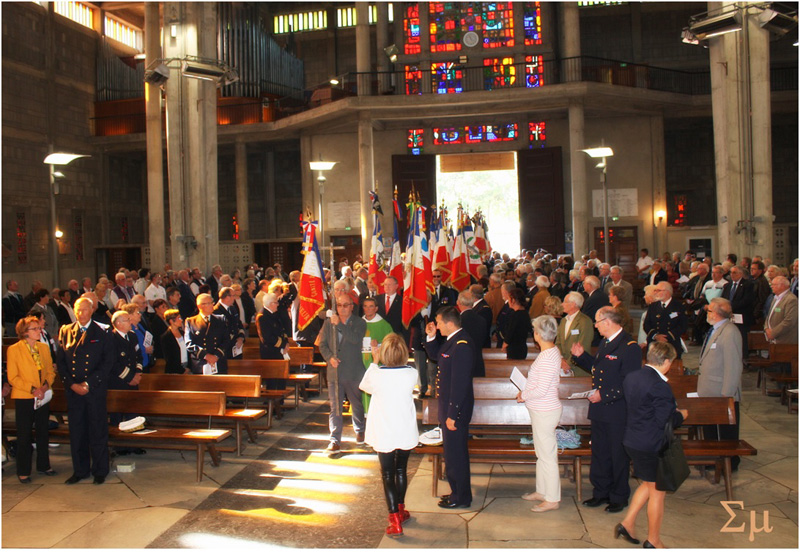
[26,327,41,332]
[594,318,609,326]
[336,303,353,308]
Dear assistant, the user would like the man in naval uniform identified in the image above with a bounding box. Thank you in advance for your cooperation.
[185,293,230,374]
[214,287,245,360]
[424,306,475,509]
[644,281,688,359]
[571,306,641,513]
[107,310,145,455]
[57,297,114,485]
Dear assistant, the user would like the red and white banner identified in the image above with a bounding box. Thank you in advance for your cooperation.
[402,203,434,328]
[297,220,326,331]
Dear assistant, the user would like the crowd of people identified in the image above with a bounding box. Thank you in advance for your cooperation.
[1,246,797,543]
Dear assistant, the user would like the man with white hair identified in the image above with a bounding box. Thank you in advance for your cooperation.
[208,264,224,302]
[582,276,610,347]
[214,287,245,359]
[764,276,797,344]
[643,281,687,359]
[604,266,633,310]
[597,263,612,290]
[110,272,132,306]
[185,293,230,374]
[555,292,594,376]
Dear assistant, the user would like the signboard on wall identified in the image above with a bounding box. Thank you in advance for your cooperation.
[592,188,638,218]
[327,202,361,229]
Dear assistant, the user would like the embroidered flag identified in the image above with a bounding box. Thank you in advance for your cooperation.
[368,191,387,294]
[297,219,326,331]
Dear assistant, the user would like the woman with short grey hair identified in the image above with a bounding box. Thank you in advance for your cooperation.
[516,314,563,513]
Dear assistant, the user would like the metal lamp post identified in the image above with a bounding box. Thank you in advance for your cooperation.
[581,146,614,263]
[309,159,337,268]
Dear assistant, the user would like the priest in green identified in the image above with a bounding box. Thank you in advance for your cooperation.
[361,296,394,412]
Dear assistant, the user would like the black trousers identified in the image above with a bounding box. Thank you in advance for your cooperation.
[14,399,50,476]
[442,420,472,505]
[378,449,411,513]
[589,419,630,504]
[703,400,741,470]
[66,387,109,478]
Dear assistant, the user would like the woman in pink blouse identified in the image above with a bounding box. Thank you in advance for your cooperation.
[516,314,563,512]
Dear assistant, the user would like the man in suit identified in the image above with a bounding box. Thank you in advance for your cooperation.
[456,290,487,378]
[376,276,406,340]
[750,261,771,326]
[57,297,114,485]
[354,267,369,297]
[470,284,493,348]
[484,273,505,326]
[524,273,537,311]
[424,306,475,509]
[176,270,197,320]
[54,289,77,328]
[23,280,43,313]
[683,262,711,344]
[214,287,245,360]
[207,264,224,302]
[2,280,26,336]
[107,310,144,434]
[184,293,230,374]
[30,289,59,341]
[148,299,170,359]
[431,270,458,312]
[66,280,82,306]
[644,281,688,359]
[571,306,640,513]
[597,263,612,291]
[722,266,755,357]
[555,292,595,376]
[698,298,744,470]
[765,277,798,344]
[604,266,633,310]
[582,276,610,347]
[110,272,132,306]
[648,260,668,286]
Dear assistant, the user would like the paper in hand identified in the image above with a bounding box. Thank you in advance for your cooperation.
[509,366,527,392]
[34,389,53,410]
[568,389,597,400]
[232,342,243,357]
[202,363,218,375]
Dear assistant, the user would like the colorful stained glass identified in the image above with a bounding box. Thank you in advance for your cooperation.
[408,129,424,154]
[16,212,27,264]
[523,2,543,45]
[121,216,129,243]
[672,194,687,226]
[528,121,546,147]
[74,213,84,261]
[429,2,462,52]
[483,57,516,90]
[433,123,518,145]
[432,62,463,94]
[525,55,544,87]
[232,214,239,240]
[433,127,463,145]
[482,2,514,48]
[405,65,423,95]
[404,3,421,54]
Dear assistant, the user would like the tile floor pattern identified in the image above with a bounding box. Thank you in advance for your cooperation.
[2,346,797,549]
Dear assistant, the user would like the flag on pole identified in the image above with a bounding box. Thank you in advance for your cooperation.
[297,219,326,331]
[464,215,482,280]
[450,206,471,291]
[368,191,387,294]
[402,202,434,328]
[431,205,451,282]
[389,192,404,287]
[472,212,489,261]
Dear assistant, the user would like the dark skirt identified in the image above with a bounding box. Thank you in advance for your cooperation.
[624,445,659,482]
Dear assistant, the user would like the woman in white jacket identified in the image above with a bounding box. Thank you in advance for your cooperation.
[359,333,419,538]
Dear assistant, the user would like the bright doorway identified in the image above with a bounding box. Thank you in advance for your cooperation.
[435,152,520,257]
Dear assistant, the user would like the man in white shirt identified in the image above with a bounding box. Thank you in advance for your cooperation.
[636,248,654,279]
[134,268,150,295]
[144,273,166,313]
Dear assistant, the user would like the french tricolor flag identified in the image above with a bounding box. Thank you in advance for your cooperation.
[402,204,434,329]
[297,220,326,331]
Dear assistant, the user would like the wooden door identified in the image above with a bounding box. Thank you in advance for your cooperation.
[594,226,638,280]
[391,154,436,232]
[517,148,565,254]
[330,235,363,273]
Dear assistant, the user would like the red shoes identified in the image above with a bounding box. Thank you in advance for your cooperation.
[386,512,404,537]
[398,503,411,522]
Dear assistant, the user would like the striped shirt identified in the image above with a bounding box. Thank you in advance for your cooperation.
[521,346,562,412]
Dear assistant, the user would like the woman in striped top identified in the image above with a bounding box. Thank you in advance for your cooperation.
[516,315,563,512]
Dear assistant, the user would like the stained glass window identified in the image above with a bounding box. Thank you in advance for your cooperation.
[672,194,687,226]
[525,55,544,87]
[482,2,514,48]
[432,62,463,94]
[433,123,518,145]
[523,2,542,46]
[404,3,421,54]
[528,121,546,147]
[484,57,516,90]
[74,213,84,261]
[16,212,27,265]
[408,129,424,154]
[232,214,240,240]
[433,127,463,145]
[405,65,423,95]
[429,2,462,52]
[121,216,129,243]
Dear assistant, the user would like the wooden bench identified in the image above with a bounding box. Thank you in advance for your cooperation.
[5,390,231,482]
[238,345,320,402]
[227,359,294,420]
[138,374,265,455]
[760,344,799,396]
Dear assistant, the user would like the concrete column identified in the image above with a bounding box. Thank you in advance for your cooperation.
[376,2,390,94]
[356,2,371,96]
[560,3,581,82]
[144,2,165,274]
[568,101,587,256]
[265,151,277,238]
[650,116,667,258]
[358,112,375,261]
[234,140,249,241]
[198,2,219,273]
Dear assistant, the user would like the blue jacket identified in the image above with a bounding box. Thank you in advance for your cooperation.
[623,365,684,452]
[425,329,475,425]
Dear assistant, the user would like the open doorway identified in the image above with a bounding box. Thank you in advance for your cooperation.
[435,152,520,256]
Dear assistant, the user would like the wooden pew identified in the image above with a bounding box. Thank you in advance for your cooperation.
[227,359,293,422]
[138,374,266,455]
[760,344,799,395]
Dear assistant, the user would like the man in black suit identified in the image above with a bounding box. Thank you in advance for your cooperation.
[424,306,475,509]
[644,281,688,359]
[571,306,640,513]
[185,293,230,374]
[107,310,144,438]
[214,287,245,360]
[207,264,223,302]
[66,279,82,307]
[750,260,771,326]
[648,261,668,286]
[57,297,114,485]
[721,265,754,357]
[354,267,369,297]
[431,270,458,312]
[2,280,26,336]
[469,284,493,348]
[176,270,197,320]
[148,299,170,360]
[582,276,610,347]
[456,290,487,378]
[53,289,77,328]
[683,262,711,344]
[376,276,406,341]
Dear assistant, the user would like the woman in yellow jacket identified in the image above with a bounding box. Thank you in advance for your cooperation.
[7,316,57,483]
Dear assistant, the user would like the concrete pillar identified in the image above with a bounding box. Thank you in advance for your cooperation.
[568,101,587,256]
[650,116,667,258]
[356,2,371,96]
[560,3,581,82]
[376,2,390,94]
[144,2,165,274]
[265,151,277,238]
[234,140,249,241]
[358,112,375,261]
[198,2,219,273]
[709,3,771,259]
[164,2,186,268]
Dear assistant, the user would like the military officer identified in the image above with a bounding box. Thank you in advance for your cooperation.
[185,293,230,374]
[214,287,245,359]
[571,306,641,513]
[107,310,145,455]
[643,281,688,359]
[424,306,475,509]
[57,297,114,485]
[257,292,290,391]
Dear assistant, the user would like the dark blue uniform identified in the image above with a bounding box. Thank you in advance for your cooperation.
[643,299,688,359]
[214,302,245,359]
[185,313,230,374]
[177,281,197,320]
[424,329,475,507]
[573,330,640,505]
[108,329,143,426]
[57,320,114,479]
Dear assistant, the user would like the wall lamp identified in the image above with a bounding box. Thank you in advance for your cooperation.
[758,7,798,35]
[145,57,239,88]
[383,44,399,63]
[688,6,742,40]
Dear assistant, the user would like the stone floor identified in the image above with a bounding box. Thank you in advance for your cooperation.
[2,348,797,549]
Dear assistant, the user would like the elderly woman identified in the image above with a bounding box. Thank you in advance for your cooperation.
[608,285,634,336]
[528,275,551,320]
[501,288,533,360]
[616,342,688,548]
[161,309,190,374]
[7,316,57,483]
[121,303,151,369]
[516,315,562,512]
[543,295,563,322]
[359,333,419,537]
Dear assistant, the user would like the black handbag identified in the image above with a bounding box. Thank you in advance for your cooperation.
[655,416,690,492]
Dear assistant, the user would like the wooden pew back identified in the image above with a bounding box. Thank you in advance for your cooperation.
[227,359,289,380]
[138,374,262,399]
